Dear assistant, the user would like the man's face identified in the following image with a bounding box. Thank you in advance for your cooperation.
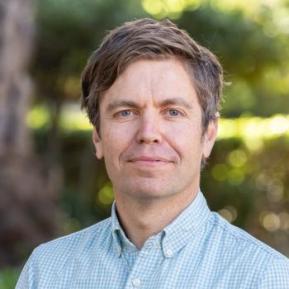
[93,57,217,202]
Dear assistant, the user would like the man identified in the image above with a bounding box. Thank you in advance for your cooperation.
[16,18,289,289]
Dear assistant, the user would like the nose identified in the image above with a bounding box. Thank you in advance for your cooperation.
[136,111,162,144]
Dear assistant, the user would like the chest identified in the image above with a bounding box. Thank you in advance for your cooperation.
[45,245,259,289]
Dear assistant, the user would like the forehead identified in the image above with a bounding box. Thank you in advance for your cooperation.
[100,57,199,106]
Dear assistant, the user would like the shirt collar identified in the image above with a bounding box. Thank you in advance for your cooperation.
[161,191,211,258]
[111,202,125,257]
[111,191,211,258]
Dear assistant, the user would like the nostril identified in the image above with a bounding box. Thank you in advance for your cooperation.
[136,123,162,144]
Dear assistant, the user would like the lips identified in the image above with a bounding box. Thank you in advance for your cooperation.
[128,156,172,166]
[128,156,172,163]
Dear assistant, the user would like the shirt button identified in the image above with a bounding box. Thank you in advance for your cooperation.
[165,248,173,258]
[132,278,141,287]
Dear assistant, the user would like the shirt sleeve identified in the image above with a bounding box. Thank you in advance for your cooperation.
[257,256,289,289]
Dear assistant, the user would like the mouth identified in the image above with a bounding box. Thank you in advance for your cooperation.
[128,156,172,166]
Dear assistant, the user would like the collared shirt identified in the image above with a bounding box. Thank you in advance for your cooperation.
[16,192,289,289]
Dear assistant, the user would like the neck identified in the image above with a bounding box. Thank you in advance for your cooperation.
[114,189,198,249]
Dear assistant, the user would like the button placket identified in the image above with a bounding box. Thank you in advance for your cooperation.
[164,248,173,258]
[131,278,141,287]
[124,235,163,289]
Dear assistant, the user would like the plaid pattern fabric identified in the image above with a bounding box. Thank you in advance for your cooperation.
[16,192,289,289]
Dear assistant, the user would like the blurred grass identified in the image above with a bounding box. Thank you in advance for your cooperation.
[0,268,19,289]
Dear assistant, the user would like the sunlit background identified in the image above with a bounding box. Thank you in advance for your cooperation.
[0,0,289,287]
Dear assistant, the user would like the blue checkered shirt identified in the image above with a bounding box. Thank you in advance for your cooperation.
[16,192,289,288]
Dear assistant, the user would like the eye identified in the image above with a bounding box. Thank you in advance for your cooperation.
[164,108,185,117]
[119,110,132,117]
[168,109,180,116]
[113,109,137,119]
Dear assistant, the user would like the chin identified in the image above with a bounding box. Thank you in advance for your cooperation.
[120,182,178,201]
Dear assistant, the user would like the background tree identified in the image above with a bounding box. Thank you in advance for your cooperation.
[0,0,62,268]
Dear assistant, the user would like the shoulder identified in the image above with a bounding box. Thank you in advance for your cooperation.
[209,212,288,260]
[31,217,112,266]
[257,256,289,289]
[207,212,289,287]
[16,218,112,288]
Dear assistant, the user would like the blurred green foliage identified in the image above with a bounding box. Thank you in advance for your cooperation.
[5,0,289,276]
[0,268,19,289]
[143,0,289,116]
[32,0,289,117]
[33,0,146,103]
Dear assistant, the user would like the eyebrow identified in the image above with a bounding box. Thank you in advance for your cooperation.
[106,100,139,113]
[105,97,193,112]
[159,98,193,110]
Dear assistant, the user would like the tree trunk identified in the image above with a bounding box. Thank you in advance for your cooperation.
[0,0,63,267]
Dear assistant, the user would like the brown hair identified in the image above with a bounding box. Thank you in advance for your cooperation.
[81,18,223,132]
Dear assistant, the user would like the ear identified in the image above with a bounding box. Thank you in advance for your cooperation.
[202,118,218,159]
[92,128,103,159]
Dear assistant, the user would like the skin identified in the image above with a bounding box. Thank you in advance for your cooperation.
[93,57,218,249]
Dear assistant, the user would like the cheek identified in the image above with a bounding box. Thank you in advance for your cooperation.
[101,125,134,162]
[165,122,203,155]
